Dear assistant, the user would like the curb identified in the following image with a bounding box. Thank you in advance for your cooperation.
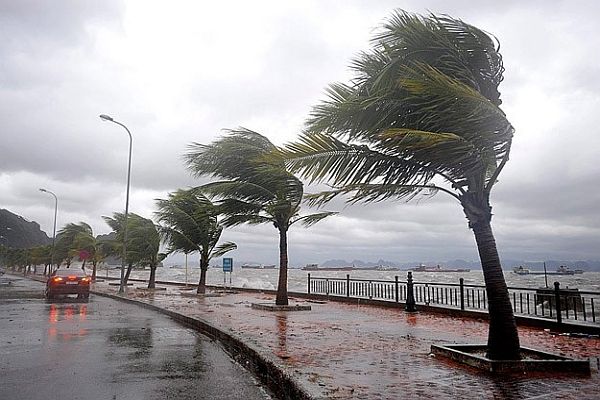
[92,289,318,400]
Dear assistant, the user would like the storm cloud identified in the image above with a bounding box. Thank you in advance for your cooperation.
[1,0,599,266]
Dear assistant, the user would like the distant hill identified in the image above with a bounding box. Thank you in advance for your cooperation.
[0,209,50,248]
[319,258,600,271]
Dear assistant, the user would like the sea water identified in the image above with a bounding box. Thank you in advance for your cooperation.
[104,266,600,293]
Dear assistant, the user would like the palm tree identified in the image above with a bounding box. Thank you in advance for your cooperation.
[185,128,336,305]
[103,212,158,286]
[56,222,99,273]
[126,216,166,289]
[29,245,52,275]
[155,188,237,294]
[279,11,518,360]
[55,223,89,269]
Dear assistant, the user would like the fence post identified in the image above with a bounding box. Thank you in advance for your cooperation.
[326,278,329,296]
[554,281,562,324]
[405,272,416,312]
[307,273,311,294]
[395,275,399,303]
[346,274,350,298]
[459,278,465,311]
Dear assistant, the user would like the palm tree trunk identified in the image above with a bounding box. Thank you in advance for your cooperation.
[276,228,289,306]
[124,262,133,285]
[91,261,97,281]
[148,265,156,289]
[197,252,209,294]
[471,218,521,360]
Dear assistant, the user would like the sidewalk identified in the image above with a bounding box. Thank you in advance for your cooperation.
[92,280,600,400]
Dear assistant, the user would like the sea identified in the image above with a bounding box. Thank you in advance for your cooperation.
[99,265,600,293]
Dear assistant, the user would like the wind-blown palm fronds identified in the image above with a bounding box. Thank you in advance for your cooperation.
[185,128,336,305]
[155,188,236,294]
[280,10,519,360]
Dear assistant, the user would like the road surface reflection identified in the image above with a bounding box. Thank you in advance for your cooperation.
[48,303,89,340]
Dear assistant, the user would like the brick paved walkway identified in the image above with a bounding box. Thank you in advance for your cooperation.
[93,281,600,399]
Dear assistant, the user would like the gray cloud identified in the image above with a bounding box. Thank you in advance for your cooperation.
[1,1,599,266]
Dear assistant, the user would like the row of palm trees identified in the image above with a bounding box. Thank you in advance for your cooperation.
[3,10,521,360]
[0,192,239,294]
[184,10,521,360]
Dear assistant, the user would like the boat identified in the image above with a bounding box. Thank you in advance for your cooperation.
[410,264,470,273]
[512,266,530,275]
[512,265,577,276]
[301,264,354,271]
[241,264,276,269]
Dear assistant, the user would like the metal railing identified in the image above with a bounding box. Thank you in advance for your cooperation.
[307,273,600,327]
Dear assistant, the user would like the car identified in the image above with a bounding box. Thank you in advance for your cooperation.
[45,268,91,299]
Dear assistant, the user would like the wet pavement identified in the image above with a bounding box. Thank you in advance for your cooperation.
[0,275,273,400]
[6,273,600,399]
[89,278,600,400]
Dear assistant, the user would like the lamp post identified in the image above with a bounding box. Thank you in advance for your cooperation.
[39,188,58,275]
[99,114,132,294]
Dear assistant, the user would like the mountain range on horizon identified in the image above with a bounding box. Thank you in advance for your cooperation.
[317,258,600,271]
[3,208,600,271]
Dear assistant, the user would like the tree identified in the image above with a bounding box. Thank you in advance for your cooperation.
[279,11,519,359]
[126,215,166,289]
[155,188,236,294]
[185,128,336,305]
[54,223,89,269]
[56,222,98,272]
[29,245,52,275]
[103,212,159,286]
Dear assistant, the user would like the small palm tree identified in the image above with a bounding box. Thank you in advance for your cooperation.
[279,11,519,359]
[126,216,166,289]
[55,222,92,269]
[103,212,162,287]
[185,128,336,305]
[155,188,236,294]
[29,245,52,275]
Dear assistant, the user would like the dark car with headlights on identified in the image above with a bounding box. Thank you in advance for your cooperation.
[45,269,91,299]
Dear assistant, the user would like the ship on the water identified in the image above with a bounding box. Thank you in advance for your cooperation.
[512,265,583,276]
[410,264,470,273]
[302,263,353,271]
[302,264,399,271]
[241,264,276,269]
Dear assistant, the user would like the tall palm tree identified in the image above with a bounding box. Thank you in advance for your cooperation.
[155,188,237,294]
[185,128,336,305]
[279,11,519,360]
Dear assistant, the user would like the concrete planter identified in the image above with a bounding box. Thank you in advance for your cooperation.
[431,343,591,374]
[251,302,311,311]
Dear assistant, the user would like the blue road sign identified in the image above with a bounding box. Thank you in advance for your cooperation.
[223,258,233,272]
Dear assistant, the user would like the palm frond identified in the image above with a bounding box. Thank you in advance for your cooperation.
[280,132,435,189]
[220,214,273,228]
[210,242,237,259]
[291,212,337,228]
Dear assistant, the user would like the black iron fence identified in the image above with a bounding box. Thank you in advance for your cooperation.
[307,273,600,326]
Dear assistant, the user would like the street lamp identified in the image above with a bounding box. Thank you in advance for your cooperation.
[99,114,132,294]
[39,188,58,275]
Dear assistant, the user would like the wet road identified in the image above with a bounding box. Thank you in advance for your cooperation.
[0,275,274,400]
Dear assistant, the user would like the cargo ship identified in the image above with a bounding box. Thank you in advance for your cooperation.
[241,264,276,269]
[410,264,470,273]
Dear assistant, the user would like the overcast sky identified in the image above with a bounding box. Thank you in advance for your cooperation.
[1,0,599,266]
